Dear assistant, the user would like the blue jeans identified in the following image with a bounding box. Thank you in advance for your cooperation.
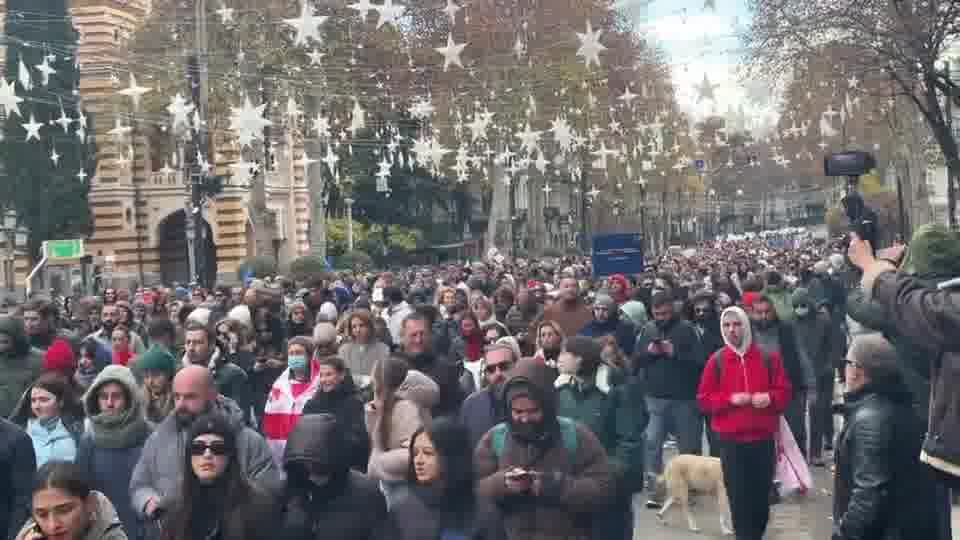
[644,397,703,477]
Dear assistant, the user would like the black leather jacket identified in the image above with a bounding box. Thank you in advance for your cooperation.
[832,384,938,540]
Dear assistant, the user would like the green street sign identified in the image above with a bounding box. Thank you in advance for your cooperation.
[45,239,84,260]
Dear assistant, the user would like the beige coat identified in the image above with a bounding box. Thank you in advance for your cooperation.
[365,370,439,481]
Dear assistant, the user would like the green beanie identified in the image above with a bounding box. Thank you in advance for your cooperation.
[135,345,177,375]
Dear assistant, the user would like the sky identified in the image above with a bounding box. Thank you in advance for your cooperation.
[618,0,780,131]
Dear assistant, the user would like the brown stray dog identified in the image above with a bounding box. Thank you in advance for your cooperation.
[655,454,733,535]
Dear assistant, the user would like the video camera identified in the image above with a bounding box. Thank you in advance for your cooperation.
[824,151,879,250]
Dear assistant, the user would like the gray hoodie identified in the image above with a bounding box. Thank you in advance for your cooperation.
[129,395,281,518]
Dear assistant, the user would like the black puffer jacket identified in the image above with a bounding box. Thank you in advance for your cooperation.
[832,382,938,540]
[387,486,506,540]
[280,414,388,540]
[0,418,34,540]
[301,374,369,472]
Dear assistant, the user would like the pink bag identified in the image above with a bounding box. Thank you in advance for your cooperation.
[775,416,813,496]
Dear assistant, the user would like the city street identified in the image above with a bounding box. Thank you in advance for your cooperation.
[633,461,835,540]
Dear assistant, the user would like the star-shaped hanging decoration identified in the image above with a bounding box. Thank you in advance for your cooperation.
[618,87,638,107]
[467,112,489,142]
[575,21,606,68]
[21,113,42,141]
[167,93,195,132]
[306,49,325,66]
[322,145,339,172]
[348,0,375,19]
[118,73,152,110]
[216,3,235,23]
[435,33,467,72]
[50,148,60,166]
[515,123,541,153]
[409,96,435,120]
[76,169,88,182]
[375,0,406,29]
[586,185,602,199]
[0,79,24,117]
[313,114,331,138]
[550,115,574,152]
[52,101,72,133]
[229,96,272,148]
[284,0,328,46]
[443,0,461,24]
[34,56,56,87]
[694,73,718,103]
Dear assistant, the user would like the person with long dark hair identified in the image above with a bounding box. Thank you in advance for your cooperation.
[160,413,276,540]
[387,417,505,540]
[14,460,126,540]
[366,355,438,507]
[10,372,84,468]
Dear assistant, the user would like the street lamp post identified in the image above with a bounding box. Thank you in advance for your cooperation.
[636,176,647,251]
[2,211,16,291]
[344,197,355,252]
[735,188,744,233]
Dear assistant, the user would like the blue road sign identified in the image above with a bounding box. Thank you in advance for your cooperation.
[592,233,644,278]
[695,159,706,171]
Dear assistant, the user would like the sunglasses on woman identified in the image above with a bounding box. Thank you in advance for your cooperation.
[190,440,229,456]
[484,362,512,374]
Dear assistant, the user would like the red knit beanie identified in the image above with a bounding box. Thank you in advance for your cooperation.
[44,339,76,374]
[742,292,760,310]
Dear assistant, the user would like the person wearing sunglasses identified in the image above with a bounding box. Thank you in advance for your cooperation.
[161,413,277,540]
[459,343,516,450]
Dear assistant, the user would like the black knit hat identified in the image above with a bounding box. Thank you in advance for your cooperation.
[187,413,236,454]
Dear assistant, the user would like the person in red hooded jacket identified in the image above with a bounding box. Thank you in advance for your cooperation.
[697,306,791,540]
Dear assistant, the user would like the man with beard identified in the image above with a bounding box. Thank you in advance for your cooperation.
[538,276,592,339]
[130,365,280,522]
[85,303,146,354]
[748,295,815,459]
[0,317,43,418]
[459,343,516,449]
[505,287,542,355]
[634,292,705,507]
[690,291,725,456]
[475,357,613,540]
[20,299,74,353]
[280,414,388,540]
[400,313,463,417]
[182,322,251,424]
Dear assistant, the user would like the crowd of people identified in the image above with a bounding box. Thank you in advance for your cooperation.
[0,225,957,540]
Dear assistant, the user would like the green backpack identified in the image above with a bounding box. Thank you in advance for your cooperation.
[491,416,579,460]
